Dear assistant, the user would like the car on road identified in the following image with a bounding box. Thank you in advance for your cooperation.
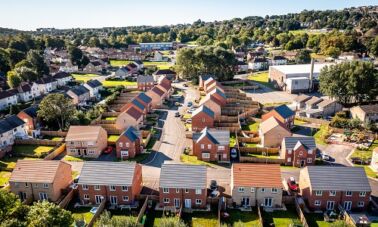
[230,148,238,159]
[174,112,180,117]
[187,101,193,107]
[287,177,299,192]
[104,146,113,154]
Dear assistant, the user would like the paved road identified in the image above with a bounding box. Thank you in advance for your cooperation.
[318,144,353,166]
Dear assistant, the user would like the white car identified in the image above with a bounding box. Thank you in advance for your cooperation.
[230,148,238,159]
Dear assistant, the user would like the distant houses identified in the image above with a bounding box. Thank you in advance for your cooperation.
[137,75,154,91]
[0,115,27,147]
[350,104,378,124]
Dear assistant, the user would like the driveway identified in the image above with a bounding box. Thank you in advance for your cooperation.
[318,144,353,166]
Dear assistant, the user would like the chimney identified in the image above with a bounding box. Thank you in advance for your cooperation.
[309,58,315,92]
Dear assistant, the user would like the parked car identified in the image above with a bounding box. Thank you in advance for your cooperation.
[287,177,299,192]
[104,146,113,154]
[230,148,238,159]
[174,112,180,117]
[321,154,331,161]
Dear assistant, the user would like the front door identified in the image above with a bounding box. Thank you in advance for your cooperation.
[242,197,250,207]
[95,195,103,204]
[78,149,81,156]
[184,199,191,208]
[343,201,352,211]
[218,154,222,161]
[110,196,117,205]
[300,160,305,167]
[174,198,180,208]
[39,192,48,201]
[19,192,27,201]
[121,150,129,158]
[326,201,335,210]
[84,149,87,156]
[264,198,273,207]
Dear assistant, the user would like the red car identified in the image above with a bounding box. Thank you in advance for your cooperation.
[104,146,113,154]
[287,177,299,192]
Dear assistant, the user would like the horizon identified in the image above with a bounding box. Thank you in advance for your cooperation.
[0,0,377,31]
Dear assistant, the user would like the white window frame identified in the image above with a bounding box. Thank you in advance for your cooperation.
[185,189,189,193]
[163,188,169,193]
[43,183,49,189]
[357,201,364,207]
[163,198,170,204]
[261,188,265,192]
[238,187,245,193]
[271,188,278,193]
[308,149,313,154]
[123,196,129,202]
[109,185,116,191]
[84,194,90,200]
[315,200,321,206]
[200,144,204,149]
[195,189,201,195]
[288,149,292,154]
[287,157,292,162]
[218,146,225,151]
[307,158,312,163]
[207,144,212,149]
[122,186,128,191]
[94,185,100,190]
[329,191,336,196]
[251,188,255,193]
[315,190,322,196]
[82,184,88,190]
[202,153,210,159]
[359,191,366,197]
[176,188,180,193]
[196,199,202,205]
[346,191,352,197]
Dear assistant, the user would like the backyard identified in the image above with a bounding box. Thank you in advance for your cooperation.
[248,71,276,90]
[262,206,301,227]
[102,80,137,87]
[305,213,332,227]
[110,60,173,70]
[182,211,219,227]
[351,139,378,161]
[72,73,99,82]
[222,209,261,226]
[242,121,260,131]
[12,145,55,158]
[68,205,94,225]
[0,171,11,187]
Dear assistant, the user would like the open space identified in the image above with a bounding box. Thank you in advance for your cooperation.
[102,80,137,87]
[262,206,301,227]
[12,145,55,158]
[72,73,99,82]
[182,211,218,227]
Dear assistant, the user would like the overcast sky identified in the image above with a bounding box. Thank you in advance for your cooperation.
[0,0,377,30]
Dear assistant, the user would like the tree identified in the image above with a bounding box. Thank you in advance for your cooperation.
[38,94,76,130]
[96,210,138,227]
[27,201,73,227]
[6,48,26,67]
[14,66,38,82]
[7,70,22,88]
[0,190,29,225]
[370,36,378,57]
[295,49,311,64]
[68,47,88,68]
[0,48,11,73]
[26,50,49,75]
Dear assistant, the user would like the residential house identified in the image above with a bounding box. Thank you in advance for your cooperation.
[122,98,147,115]
[207,88,227,107]
[370,148,378,173]
[134,92,152,113]
[317,100,343,117]
[262,104,295,128]
[281,137,317,167]
[116,126,142,160]
[206,81,224,95]
[259,117,292,148]
[17,105,39,131]
[65,126,108,158]
[115,67,130,79]
[199,75,212,89]
[192,105,215,132]
[305,96,323,110]
[58,61,78,73]
[269,56,288,66]
[153,69,176,81]
[293,94,311,110]
[9,160,72,203]
[204,77,216,93]
[350,104,378,123]
[77,162,142,206]
[133,60,144,70]
[0,90,18,110]
[146,86,165,109]
[159,162,207,209]
[231,164,283,208]
[83,79,103,99]
[137,75,154,91]
[248,57,269,71]
[157,76,172,98]
[126,63,139,74]
[0,115,27,147]
[115,106,143,130]
[200,95,222,118]
[299,166,371,211]
[192,128,230,163]
[66,85,90,105]
[236,61,249,73]
[84,61,102,73]
[15,83,40,102]
[53,72,72,87]
[36,77,58,94]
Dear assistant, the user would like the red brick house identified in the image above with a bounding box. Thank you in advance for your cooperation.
[134,92,152,113]
[116,127,142,160]
[191,105,215,132]
[208,88,227,106]
[146,86,165,109]
[159,162,207,209]
[17,105,39,131]
[192,128,230,163]
[204,77,216,93]
[137,75,154,91]
[199,75,211,89]
[78,161,142,206]
[299,166,371,211]
[262,104,295,129]
[281,137,317,167]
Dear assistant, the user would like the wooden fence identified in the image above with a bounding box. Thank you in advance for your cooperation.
[214,116,238,123]
[239,147,279,154]
[40,130,68,137]
[294,197,309,227]
[136,196,149,225]
[14,139,62,146]
[58,189,74,209]
[239,156,285,164]
[215,127,240,133]
[238,137,261,143]
[44,143,66,160]
[87,199,106,227]
[257,205,263,227]
[295,116,330,125]
[102,112,120,117]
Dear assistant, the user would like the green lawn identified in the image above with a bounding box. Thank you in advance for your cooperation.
[314,124,329,145]
[183,114,191,119]
[223,210,261,226]
[263,206,300,227]
[182,211,219,227]
[0,156,39,170]
[0,171,11,187]
[105,116,117,121]
[294,119,307,125]
[110,60,133,67]
[72,73,98,82]
[351,139,378,161]
[110,60,173,70]
[248,72,276,90]
[102,80,137,87]
[12,145,54,158]
[70,206,94,225]
[180,154,217,168]
[305,213,330,227]
[242,122,260,131]
[108,135,120,143]
[63,155,85,162]
[51,137,64,141]
[355,165,377,179]
[245,143,259,148]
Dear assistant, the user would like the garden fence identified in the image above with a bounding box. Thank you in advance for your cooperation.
[239,156,285,164]
[294,197,309,227]
[58,189,74,209]
[136,196,149,225]
[87,199,106,227]
[102,112,120,117]
[257,205,263,227]
[44,143,66,160]
[40,130,67,137]
[238,137,260,143]
[14,139,62,146]
[239,147,279,154]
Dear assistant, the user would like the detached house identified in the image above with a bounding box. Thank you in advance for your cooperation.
[66,85,90,105]
[116,126,142,160]
[259,117,292,148]
[299,166,371,211]
[157,76,172,96]
[262,104,295,129]
[248,57,269,71]
[135,92,152,113]
[0,115,27,147]
[350,104,378,123]
[159,163,207,209]
[65,126,108,158]
[78,162,142,206]
[192,105,215,132]
[10,160,72,203]
[0,90,18,110]
[116,106,143,130]
[231,164,283,208]
[84,61,103,73]
[36,77,58,94]
[269,56,288,66]
[137,75,154,91]
[115,67,130,79]
[53,72,72,86]
[146,86,165,109]
[84,79,103,99]
[17,105,39,131]
[281,137,317,167]
[192,128,230,163]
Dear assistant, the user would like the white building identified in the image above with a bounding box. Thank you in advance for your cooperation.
[115,67,130,79]
[0,115,28,147]
[16,83,40,102]
[36,77,58,94]
[0,90,18,111]
[53,72,73,87]
[83,79,103,98]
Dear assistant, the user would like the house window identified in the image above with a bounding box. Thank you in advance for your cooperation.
[163,188,169,193]
[126,142,129,147]
[176,188,180,193]
[346,191,352,196]
[315,200,321,206]
[238,187,245,193]
[185,189,189,193]
[202,153,210,159]
[82,184,88,190]
[109,185,116,191]
[119,142,123,148]
[200,144,204,149]
[359,192,366,197]
[358,201,364,207]
[163,198,170,203]
[196,199,202,205]
[329,191,336,196]
[43,183,49,189]
[218,146,225,151]
[94,185,100,190]
[315,190,322,196]
[25,183,28,188]
[251,188,255,193]
[261,188,265,192]
[123,196,129,201]
[122,186,128,191]
[287,157,292,162]
[208,144,212,149]
[195,189,201,195]
[288,149,292,154]
[308,149,313,154]
[271,188,278,193]
[307,158,312,163]
[84,194,90,200]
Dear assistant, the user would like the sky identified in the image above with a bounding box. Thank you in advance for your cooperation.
[0,0,377,30]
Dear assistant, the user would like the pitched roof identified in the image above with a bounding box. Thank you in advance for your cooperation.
[283,137,316,150]
[127,62,138,68]
[301,166,371,192]
[151,86,165,97]
[232,164,282,188]
[86,79,102,88]
[200,75,211,81]
[21,105,38,118]
[36,77,57,84]
[137,75,154,83]
[272,56,287,60]
[78,161,137,186]
[305,96,323,106]
[54,72,72,79]
[204,77,215,86]
[17,83,32,92]
[251,57,268,63]
[193,128,230,146]
[68,85,89,96]
[125,106,143,120]
[273,104,295,119]
[66,126,105,142]
[131,98,145,111]
[0,115,25,134]
[0,90,17,99]
[10,160,69,183]
[192,105,214,118]
[294,94,311,103]
[136,92,152,104]
[317,99,337,108]
[159,163,207,189]
[158,77,171,91]
[154,69,176,75]
[260,116,290,134]
[357,104,378,114]
[120,126,140,142]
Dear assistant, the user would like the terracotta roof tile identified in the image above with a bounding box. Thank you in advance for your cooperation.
[232,164,282,188]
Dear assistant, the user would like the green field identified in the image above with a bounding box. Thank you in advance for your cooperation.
[263,206,301,227]
[351,139,378,161]
[72,73,99,82]
[69,206,94,225]
[314,124,329,145]
[224,210,261,226]
[0,171,11,187]
[105,117,117,121]
[248,72,276,90]
[108,135,120,143]
[12,145,55,158]
[102,80,137,87]
[242,122,260,131]
[182,211,219,227]
[110,60,173,70]
[180,154,217,167]
[110,60,133,67]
